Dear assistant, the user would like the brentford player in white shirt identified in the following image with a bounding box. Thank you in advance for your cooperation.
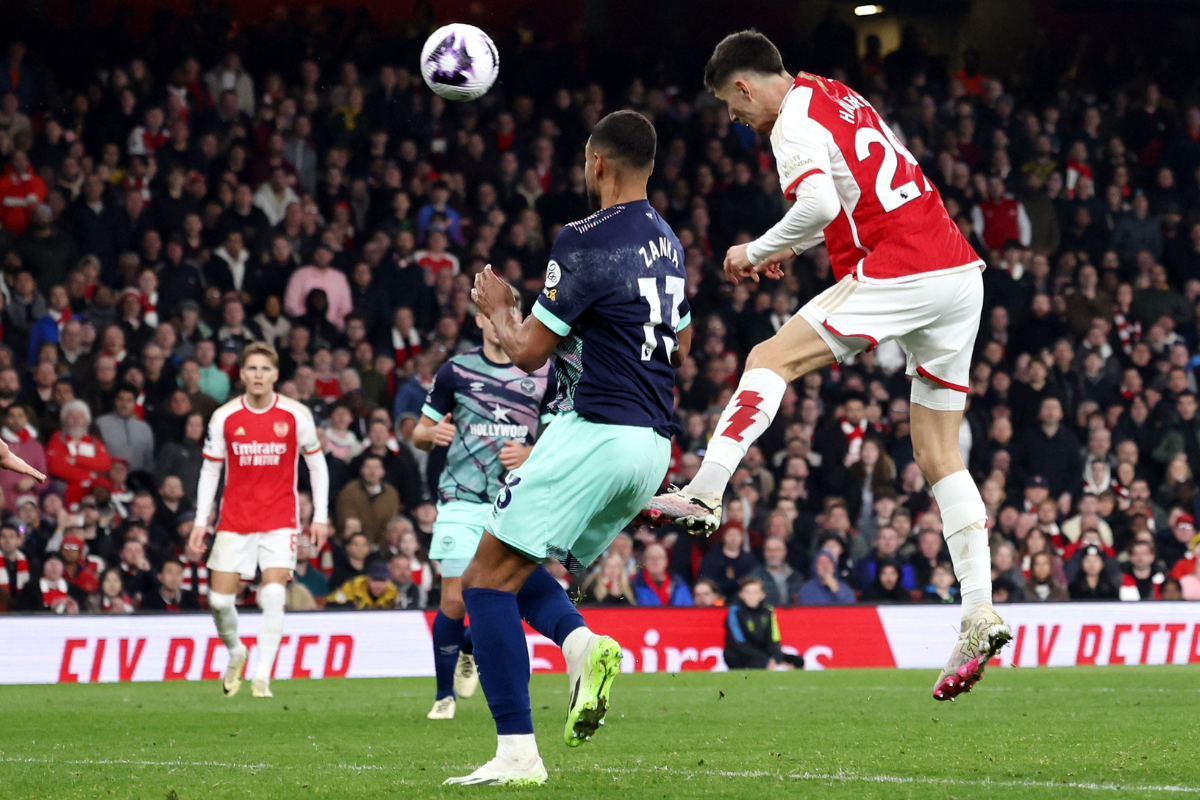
[643,31,1010,701]
[186,342,329,699]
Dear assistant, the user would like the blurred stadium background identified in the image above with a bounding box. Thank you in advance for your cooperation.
[1,0,1200,663]
[2,0,1200,795]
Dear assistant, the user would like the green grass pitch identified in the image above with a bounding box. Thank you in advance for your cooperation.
[2,666,1198,799]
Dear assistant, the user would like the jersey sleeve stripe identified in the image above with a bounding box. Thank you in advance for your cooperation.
[532,301,571,336]
[202,452,224,461]
[421,403,445,421]
[302,443,322,455]
[783,168,825,201]
[677,311,692,332]
[916,365,969,393]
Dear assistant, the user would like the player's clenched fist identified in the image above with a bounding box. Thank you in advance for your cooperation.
[184,521,207,562]
[432,413,456,447]
[498,440,532,471]
[472,265,517,319]
[308,520,329,551]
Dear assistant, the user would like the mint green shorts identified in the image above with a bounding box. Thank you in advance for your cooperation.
[430,501,490,574]
[486,411,671,569]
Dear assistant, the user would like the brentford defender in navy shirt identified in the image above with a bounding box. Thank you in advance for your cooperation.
[530,198,690,438]
[451,110,694,786]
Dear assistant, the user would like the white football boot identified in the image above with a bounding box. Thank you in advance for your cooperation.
[222,645,247,697]
[454,652,479,699]
[427,696,456,720]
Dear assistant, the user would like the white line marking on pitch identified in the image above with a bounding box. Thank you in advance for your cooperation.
[0,757,383,771]
[591,766,1200,794]
[7,756,1198,793]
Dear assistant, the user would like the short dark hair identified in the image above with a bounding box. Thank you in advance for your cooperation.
[1131,539,1155,555]
[704,30,785,90]
[589,111,656,170]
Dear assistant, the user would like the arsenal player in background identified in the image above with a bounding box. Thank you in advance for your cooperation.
[186,342,329,699]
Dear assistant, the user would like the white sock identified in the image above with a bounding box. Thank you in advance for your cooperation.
[254,582,287,682]
[496,733,540,765]
[931,470,992,617]
[208,591,242,654]
[562,627,595,666]
[689,368,787,496]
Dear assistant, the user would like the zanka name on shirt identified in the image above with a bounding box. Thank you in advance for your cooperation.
[638,236,680,268]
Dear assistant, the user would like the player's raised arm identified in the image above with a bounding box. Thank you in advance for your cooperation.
[472,265,561,372]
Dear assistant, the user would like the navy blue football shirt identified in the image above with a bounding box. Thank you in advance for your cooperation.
[531,200,690,438]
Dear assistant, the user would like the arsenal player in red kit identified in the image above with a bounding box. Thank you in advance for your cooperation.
[644,31,1010,701]
[186,342,329,698]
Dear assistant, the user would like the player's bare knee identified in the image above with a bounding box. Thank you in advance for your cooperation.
[913,448,961,486]
[459,561,482,591]
[745,342,793,381]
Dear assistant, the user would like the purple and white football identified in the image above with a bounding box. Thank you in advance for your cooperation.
[420,24,499,102]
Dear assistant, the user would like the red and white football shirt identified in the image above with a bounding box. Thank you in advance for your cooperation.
[203,394,321,534]
[772,73,982,283]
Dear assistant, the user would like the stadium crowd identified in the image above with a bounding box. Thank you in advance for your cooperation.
[1,7,1200,617]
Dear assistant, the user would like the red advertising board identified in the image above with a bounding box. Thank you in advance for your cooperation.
[2,603,1199,685]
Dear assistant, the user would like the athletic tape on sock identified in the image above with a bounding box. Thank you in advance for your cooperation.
[208,591,241,652]
[932,471,988,534]
[931,471,992,604]
[693,368,787,495]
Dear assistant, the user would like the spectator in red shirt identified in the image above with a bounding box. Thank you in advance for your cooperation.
[414,229,460,282]
[0,150,47,235]
[59,533,99,595]
[46,399,114,508]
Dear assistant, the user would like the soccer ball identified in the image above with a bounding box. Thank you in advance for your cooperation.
[420,24,499,102]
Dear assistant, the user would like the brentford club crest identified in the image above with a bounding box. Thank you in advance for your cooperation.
[273,422,289,437]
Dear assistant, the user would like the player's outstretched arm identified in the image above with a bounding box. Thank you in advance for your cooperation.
[727,172,841,284]
[0,439,46,483]
[472,265,561,372]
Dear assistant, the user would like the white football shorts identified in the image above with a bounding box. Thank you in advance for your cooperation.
[798,267,983,411]
[206,529,299,580]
